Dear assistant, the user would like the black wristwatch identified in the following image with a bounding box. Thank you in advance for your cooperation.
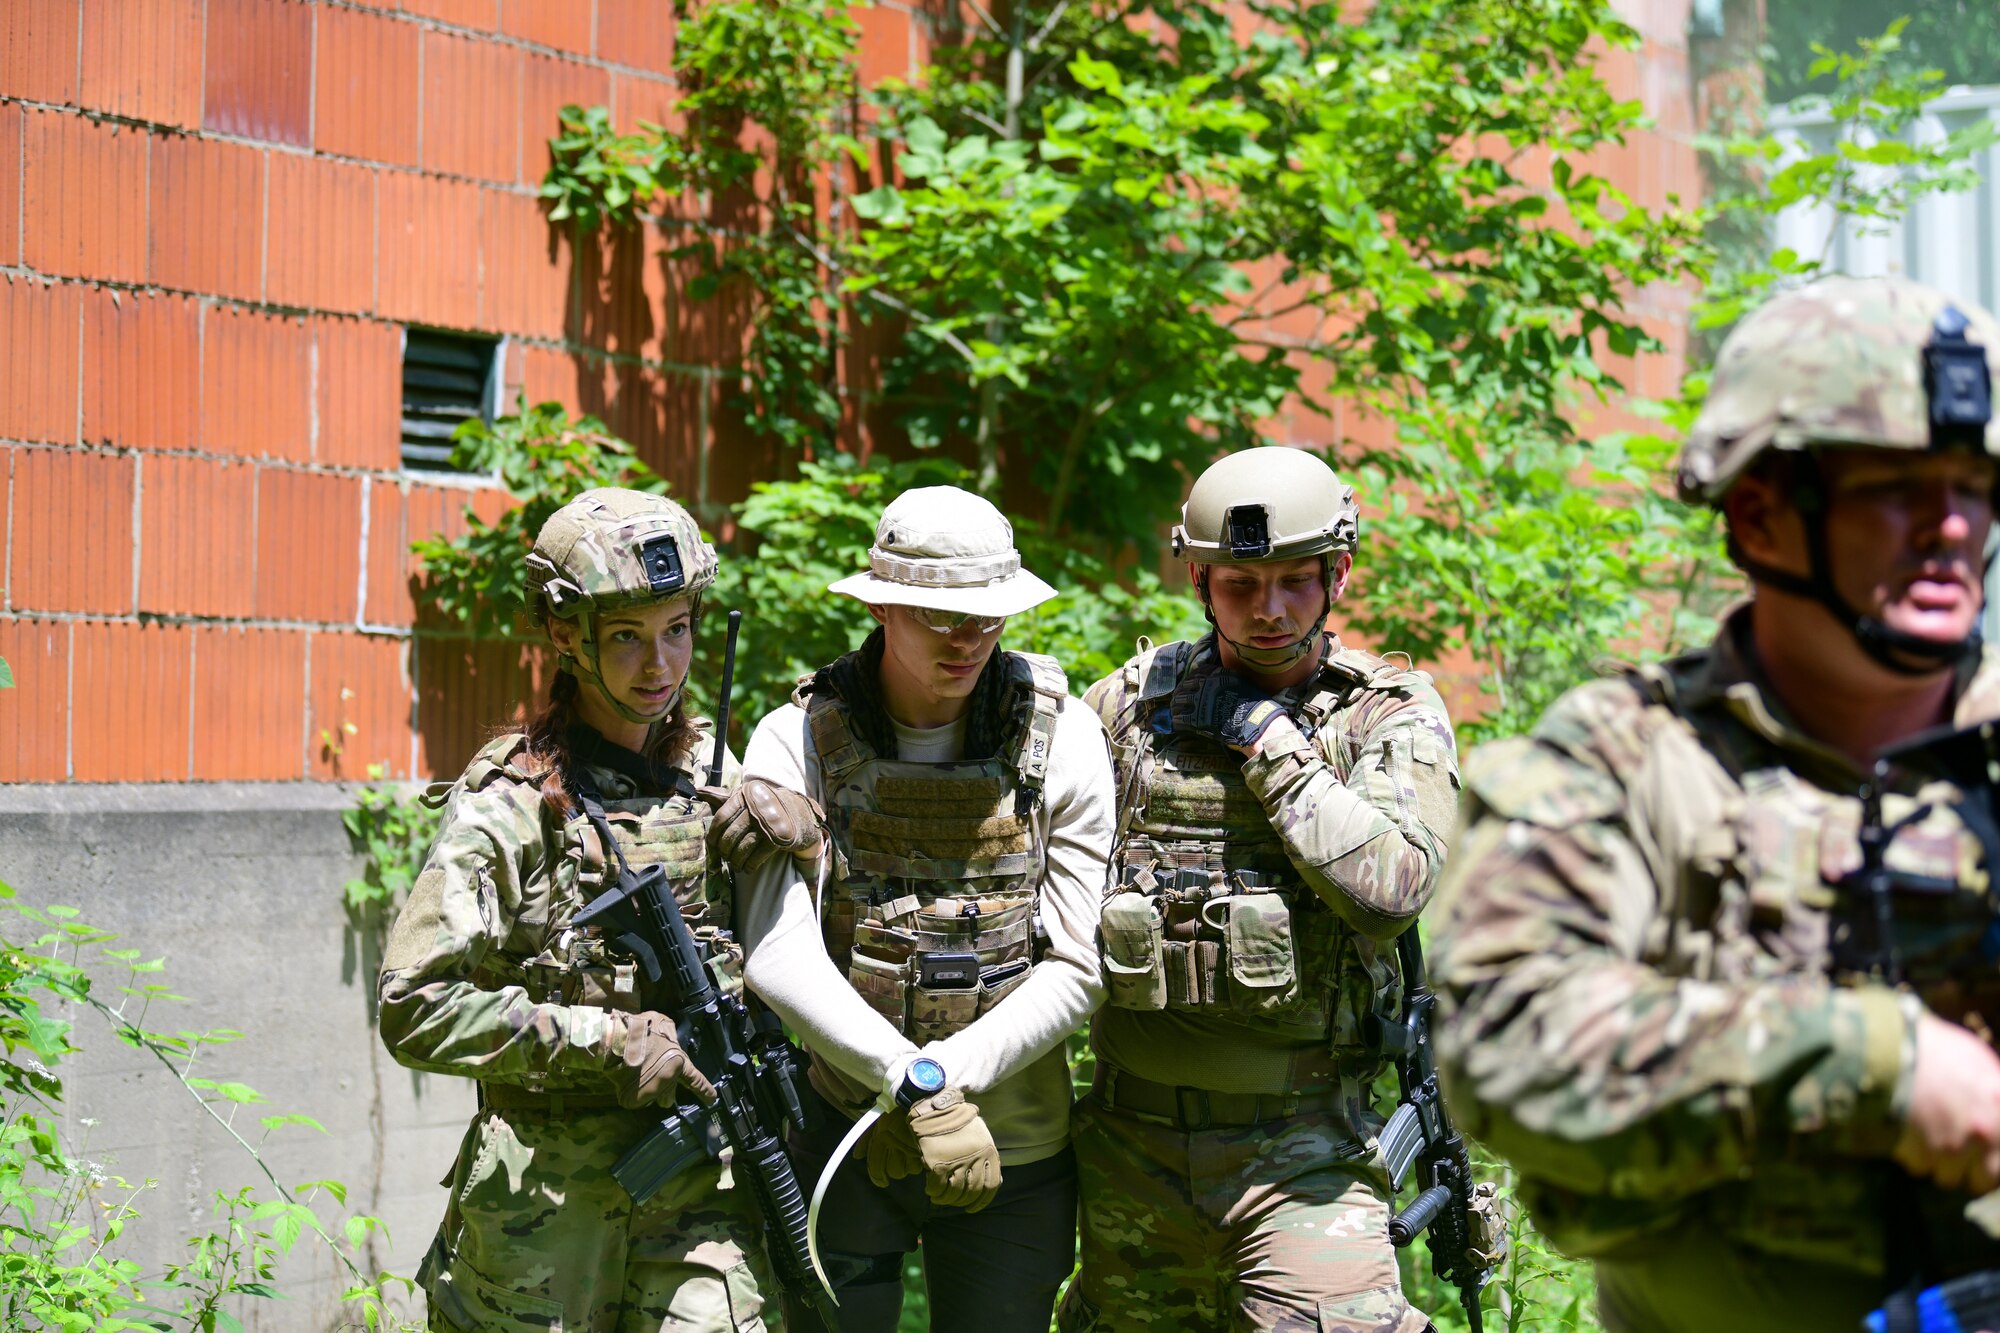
[894,1056,948,1108]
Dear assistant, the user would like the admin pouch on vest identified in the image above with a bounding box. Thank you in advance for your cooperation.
[1472,657,2000,1277]
[803,650,1067,1048]
[420,735,741,1048]
[1100,640,1407,1061]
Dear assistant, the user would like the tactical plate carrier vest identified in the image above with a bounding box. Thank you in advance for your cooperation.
[1099,640,1405,1063]
[803,650,1068,1044]
[427,735,736,1052]
[1475,651,1999,1277]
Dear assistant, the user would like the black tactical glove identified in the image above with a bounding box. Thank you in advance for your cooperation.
[1173,670,1290,750]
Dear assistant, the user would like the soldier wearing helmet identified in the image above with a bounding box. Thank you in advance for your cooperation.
[379,488,776,1331]
[1429,274,2000,1331]
[1060,446,1458,1332]
[713,485,1115,1332]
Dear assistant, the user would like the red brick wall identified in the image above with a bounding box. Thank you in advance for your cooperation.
[0,0,1696,783]
[0,0,740,783]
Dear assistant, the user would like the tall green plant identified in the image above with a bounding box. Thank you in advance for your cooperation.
[545,0,1705,554]
[0,883,415,1331]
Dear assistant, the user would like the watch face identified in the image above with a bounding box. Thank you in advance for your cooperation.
[908,1058,946,1095]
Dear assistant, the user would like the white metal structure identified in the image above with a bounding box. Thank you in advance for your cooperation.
[1769,85,2000,309]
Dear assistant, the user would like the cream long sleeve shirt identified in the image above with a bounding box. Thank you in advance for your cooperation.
[738,687,1114,1165]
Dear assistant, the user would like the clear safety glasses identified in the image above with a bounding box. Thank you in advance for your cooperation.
[902,605,1006,636]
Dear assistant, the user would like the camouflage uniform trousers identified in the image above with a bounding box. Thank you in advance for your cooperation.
[1059,1096,1433,1333]
[421,1102,779,1332]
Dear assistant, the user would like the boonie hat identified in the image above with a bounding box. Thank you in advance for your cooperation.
[827,486,1057,618]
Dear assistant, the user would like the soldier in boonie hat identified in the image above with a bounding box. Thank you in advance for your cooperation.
[713,484,1115,1332]
[827,485,1059,619]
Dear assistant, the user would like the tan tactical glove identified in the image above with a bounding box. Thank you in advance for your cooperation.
[857,1108,926,1187]
[709,778,826,875]
[909,1088,1002,1212]
[609,1012,716,1109]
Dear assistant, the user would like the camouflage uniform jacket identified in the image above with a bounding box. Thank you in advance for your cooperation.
[1083,632,1460,1097]
[379,723,740,1094]
[1433,607,2000,1276]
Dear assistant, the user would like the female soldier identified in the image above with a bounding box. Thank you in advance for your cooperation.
[378,487,772,1332]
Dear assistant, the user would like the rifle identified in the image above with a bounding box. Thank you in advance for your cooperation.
[1376,928,1500,1333]
[570,610,833,1327]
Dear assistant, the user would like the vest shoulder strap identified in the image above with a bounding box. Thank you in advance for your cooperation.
[462,733,539,792]
[1004,651,1070,789]
[1134,639,1195,708]
[805,688,874,786]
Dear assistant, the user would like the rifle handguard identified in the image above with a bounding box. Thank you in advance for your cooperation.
[1390,1184,1454,1247]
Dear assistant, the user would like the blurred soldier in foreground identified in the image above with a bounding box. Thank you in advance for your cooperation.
[718,487,1114,1331]
[1061,447,1458,1332]
[1431,275,2000,1332]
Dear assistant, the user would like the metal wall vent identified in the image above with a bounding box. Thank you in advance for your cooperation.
[400,329,501,472]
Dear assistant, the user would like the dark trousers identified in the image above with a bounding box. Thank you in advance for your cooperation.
[784,1090,1078,1333]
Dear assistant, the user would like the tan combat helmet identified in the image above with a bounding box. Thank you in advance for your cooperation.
[1682,274,1999,673]
[526,487,718,723]
[1172,446,1358,669]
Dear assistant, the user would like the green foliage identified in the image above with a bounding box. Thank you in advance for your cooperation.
[0,656,14,689]
[1701,18,2000,334]
[1767,0,2000,104]
[341,781,442,921]
[341,777,445,1009]
[544,0,1703,547]
[0,883,417,1331]
[542,104,678,233]
[410,400,666,640]
[1346,406,1728,744]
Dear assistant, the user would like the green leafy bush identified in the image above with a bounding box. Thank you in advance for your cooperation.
[0,883,416,1331]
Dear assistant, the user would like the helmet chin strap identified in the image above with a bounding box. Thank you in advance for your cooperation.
[1732,453,1984,678]
[560,611,681,727]
[1198,557,1336,672]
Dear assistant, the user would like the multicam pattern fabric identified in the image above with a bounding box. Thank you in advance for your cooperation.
[800,650,1067,1073]
[528,487,719,619]
[1074,632,1457,1332]
[1678,275,2000,502]
[1058,1101,1431,1333]
[421,1108,773,1332]
[1431,607,2000,1309]
[379,724,765,1332]
[1084,634,1460,1091]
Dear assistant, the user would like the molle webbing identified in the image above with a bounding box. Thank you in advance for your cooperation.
[849,811,1034,862]
[1141,761,1267,831]
[878,773,1009,811]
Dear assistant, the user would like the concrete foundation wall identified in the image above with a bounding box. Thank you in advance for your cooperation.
[0,782,475,1330]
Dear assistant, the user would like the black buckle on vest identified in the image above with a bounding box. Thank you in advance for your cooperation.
[1174,1086,1213,1131]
